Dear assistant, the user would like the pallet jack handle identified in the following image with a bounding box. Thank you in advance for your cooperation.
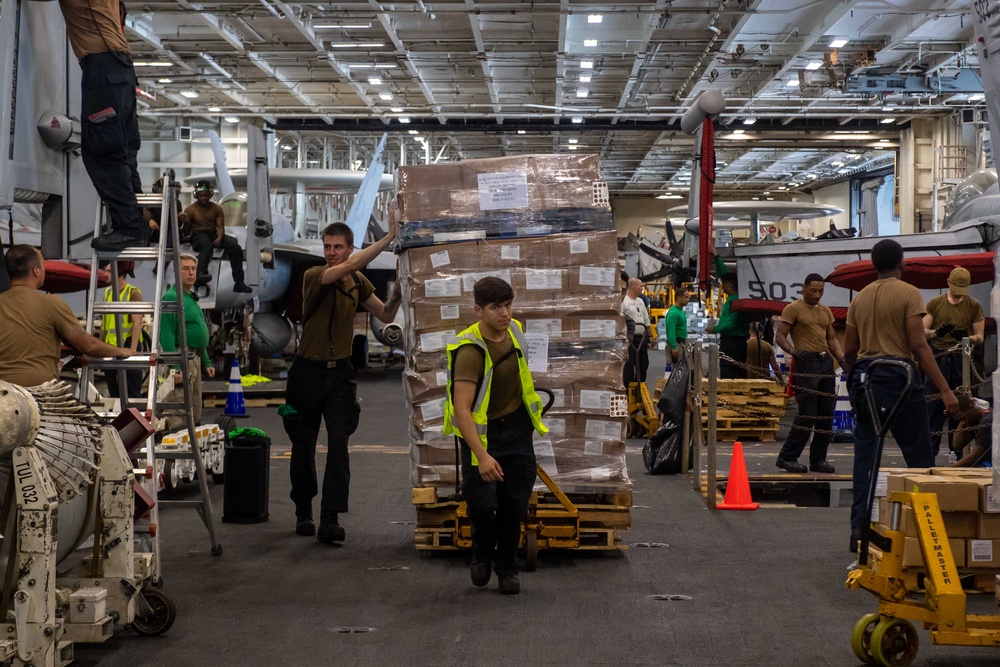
[858,358,915,565]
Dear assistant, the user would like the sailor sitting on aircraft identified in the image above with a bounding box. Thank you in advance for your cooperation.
[179,180,252,295]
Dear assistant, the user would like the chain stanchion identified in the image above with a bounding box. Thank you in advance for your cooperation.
[691,341,703,492]
[680,346,692,476]
[962,336,972,391]
[707,343,718,510]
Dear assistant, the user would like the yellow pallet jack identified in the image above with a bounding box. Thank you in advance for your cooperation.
[627,380,660,438]
[845,359,1000,666]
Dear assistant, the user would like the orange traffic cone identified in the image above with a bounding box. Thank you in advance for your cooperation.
[718,441,759,511]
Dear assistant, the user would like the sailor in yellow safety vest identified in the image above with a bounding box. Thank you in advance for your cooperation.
[443,276,547,596]
[101,261,146,399]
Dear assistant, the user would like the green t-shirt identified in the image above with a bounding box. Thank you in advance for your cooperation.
[160,284,211,368]
[665,304,687,349]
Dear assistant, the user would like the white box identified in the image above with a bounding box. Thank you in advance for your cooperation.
[68,588,108,624]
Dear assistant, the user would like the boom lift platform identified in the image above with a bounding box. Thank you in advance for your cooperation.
[845,359,1000,666]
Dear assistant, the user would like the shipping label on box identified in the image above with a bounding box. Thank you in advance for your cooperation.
[525,318,564,337]
[579,389,613,411]
[524,268,566,290]
[461,269,513,292]
[478,172,530,210]
[584,418,624,441]
[579,318,619,339]
[534,438,557,476]
[875,471,890,497]
[969,539,999,567]
[578,266,617,287]
[424,277,462,298]
[418,330,455,352]
[524,332,549,373]
[546,418,566,437]
[419,397,446,423]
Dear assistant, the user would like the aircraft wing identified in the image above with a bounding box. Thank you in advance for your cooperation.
[344,133,388,246]
[185,168,394,193]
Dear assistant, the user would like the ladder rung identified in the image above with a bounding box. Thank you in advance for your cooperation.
[95,247,161,261]
[87,353,186,369]
[159,499,207,508]
[93,301,178,315]
[134,194,164,206]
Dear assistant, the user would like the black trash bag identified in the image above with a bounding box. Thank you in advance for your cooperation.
[643,354,692,475]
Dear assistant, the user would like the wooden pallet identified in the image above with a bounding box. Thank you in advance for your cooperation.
[713,427,777,443]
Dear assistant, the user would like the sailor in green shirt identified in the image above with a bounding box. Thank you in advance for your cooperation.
[160,253,216,425]
[706,252,748,378]
[664,287,690,362]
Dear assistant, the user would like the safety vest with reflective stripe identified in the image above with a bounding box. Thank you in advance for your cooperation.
[102,283,140,346]
[442,320,547,464]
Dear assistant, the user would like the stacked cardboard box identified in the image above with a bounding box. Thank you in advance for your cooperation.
[397,155,629,495]
[869,468,1000,577]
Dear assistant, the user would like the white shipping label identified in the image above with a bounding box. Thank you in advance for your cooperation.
[462,269,512,292]
[429,250,451,268]
[579,319,617,338]
[579,266,616,287]
[569,238,589,254]
[580,389,612,411]
[874,471,890,498]
[425,278,461,298]
[533,438,558,476]
[585,418,622,441]
[987,483,1000,512]
[525,268,563,290]
[435,371,448,386]
[551,388,565,408]
[584,440,604,456]
[970,539,994,562]
[546,418,566,437]
[439,304,460,320]
[420,398,446,421]
[478,172,530,210]
[870,502,879,523]
[500,245,520,260]
[526,318,562,337]
[419,330,455,352]
[524,332,549,373]
[590,465,613,481]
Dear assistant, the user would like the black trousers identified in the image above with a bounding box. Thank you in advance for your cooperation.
[848,358,934,533]
[282,358,360,517]
[461,408,537,576]
[191,232,246,283]
[624,333,649,385]
[80,52,145,238]
[926,352,963,457]
[779,353,836,465]
[719,335,748,379]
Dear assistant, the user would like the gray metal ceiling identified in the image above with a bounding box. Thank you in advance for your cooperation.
[126,0,979,197]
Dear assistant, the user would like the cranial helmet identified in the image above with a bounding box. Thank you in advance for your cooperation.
[194,180,213,194]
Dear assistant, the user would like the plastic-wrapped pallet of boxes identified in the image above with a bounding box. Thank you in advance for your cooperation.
[397,154,631,497]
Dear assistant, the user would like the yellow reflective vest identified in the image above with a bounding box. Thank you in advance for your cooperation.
[442,320,547,464]
[102,283,142,346]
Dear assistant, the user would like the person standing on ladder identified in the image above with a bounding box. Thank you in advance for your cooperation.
[179,181,252,294]
[55,0,148,251]
[922,266,984,459]
[159,254,215,429]
[101,260,145,399]
[0,245,132,385]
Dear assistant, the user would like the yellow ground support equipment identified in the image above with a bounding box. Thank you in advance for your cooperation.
[845,358,1000,666]
[627,380,660,438]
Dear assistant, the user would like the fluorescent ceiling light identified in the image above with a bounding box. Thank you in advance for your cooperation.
[588,14,603,24]
[881,106,895,111]
[158,78,172,84]
[517,130,526,134]
[133,61,172,67]
[829,38,848,48]
[777,186,787,190]
[568,138,578,144]
[347,63,396,69]
[580,60,594,69]
[330,42,384,48]
[224,116,240,123]
[568,145,578,150]
[379,91,394,100]
[576,89,589,98]
[407,129,419,135]
[281,145,293,150]
[584,39,598,47]
[315,23,371,29]
[180,90,199,98]
[579,75,592,83]
[743,118,756,125]
[785,79,799,87]
[207,106,221,112]
[805,61,823,71]
[878,138,891,143]
[399,117,411,124]
[880,117,896,124]
[732,129,746,135]
[367,76,383,85]
[571,116,583,124]
[390,106,404,112]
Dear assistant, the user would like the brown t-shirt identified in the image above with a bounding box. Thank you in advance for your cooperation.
[181,202,225,236]
[0,286,83,386]
[746,339,773,370]
[59,0,131,60]
[846,278,925,360]
[453,332,523,420]
[780,299,834,353]
[298,267,374,361]
[925,294,985,351]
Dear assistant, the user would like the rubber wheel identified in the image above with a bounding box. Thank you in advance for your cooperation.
[163,460,177,493]
[524,530,538,572]
[850,613,881,665]
[871,617,918,667]
[132,588,176,636]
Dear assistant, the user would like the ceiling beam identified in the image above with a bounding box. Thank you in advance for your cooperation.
[466,1,503,123]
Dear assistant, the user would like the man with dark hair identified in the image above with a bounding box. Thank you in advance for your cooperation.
[922,266,985,457]
[746,321,784,384]
[0,245,132,385]
[774,274,844,474]
[843,238,959,552]
[55,0,147,251]
[664,287,690,363]
[949,394,992,468]
[282,214,401,544]
[443,276,548,595]
[707,271,748,378]
[179,180,252,294]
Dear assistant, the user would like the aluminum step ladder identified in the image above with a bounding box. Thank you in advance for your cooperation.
[78,171,222,582]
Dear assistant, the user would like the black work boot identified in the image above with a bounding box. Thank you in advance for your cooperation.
[470,554,492,587]
[498,573,521,595]
[295,506,315,536]
[317,512,346,544]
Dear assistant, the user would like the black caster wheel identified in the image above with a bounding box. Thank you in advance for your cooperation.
[132,588,176,636]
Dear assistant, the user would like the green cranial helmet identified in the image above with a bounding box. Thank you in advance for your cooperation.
[194,179,213,194]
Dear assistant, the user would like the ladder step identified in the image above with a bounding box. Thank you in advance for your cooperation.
[134,193,164,206]
[87,353,186,369]
[94,247,161,261]
[93,301,179,315]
